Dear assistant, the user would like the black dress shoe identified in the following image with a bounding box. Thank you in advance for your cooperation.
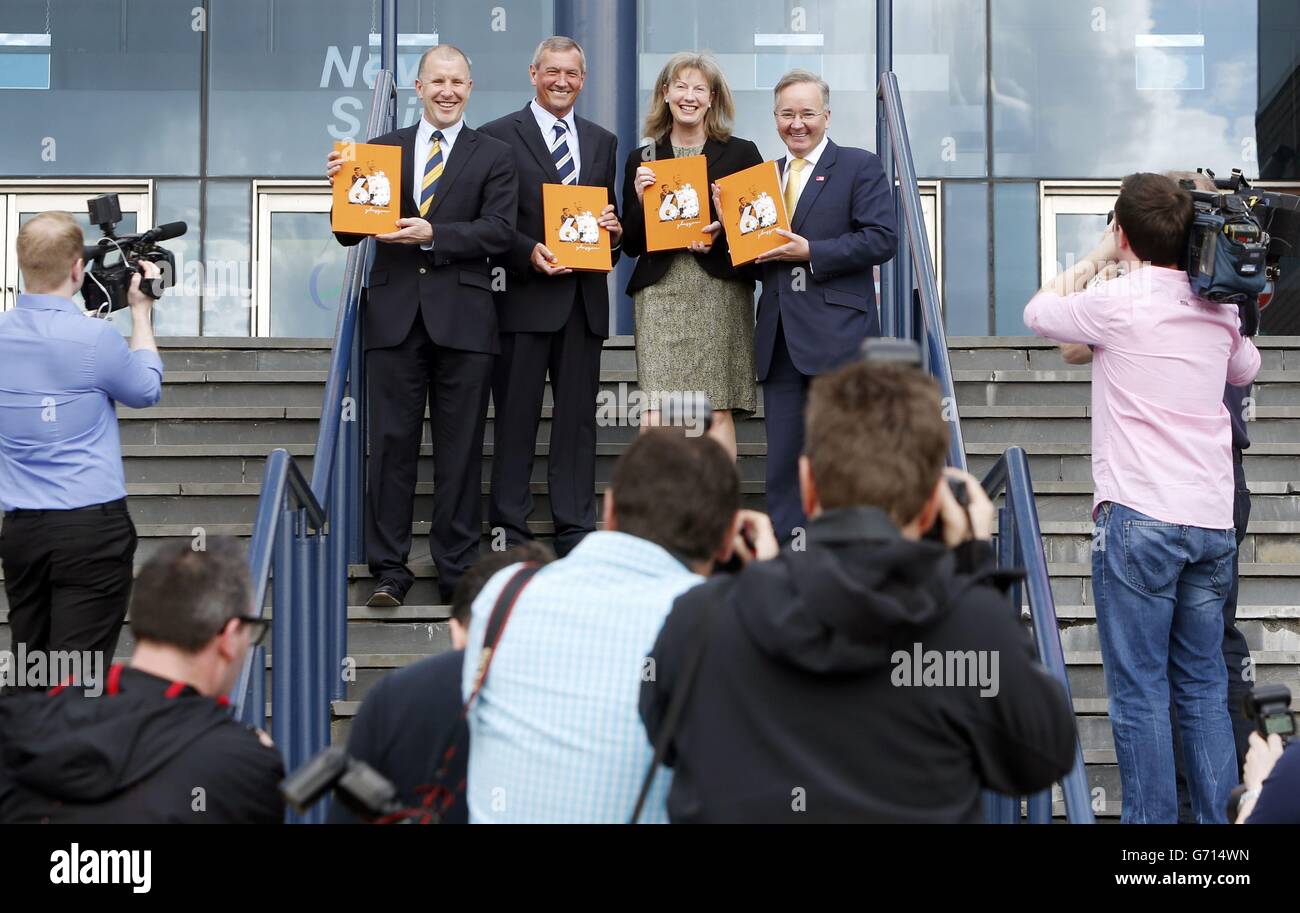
[366,581,405,607]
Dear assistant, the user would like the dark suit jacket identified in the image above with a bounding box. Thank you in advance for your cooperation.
[620,135,764,295]
[478,104,619,338]
[751,139,897,380]
[334,124,518,354]
[326,649,468,825]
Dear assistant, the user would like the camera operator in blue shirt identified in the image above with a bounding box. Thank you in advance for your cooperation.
[0,211,163,691]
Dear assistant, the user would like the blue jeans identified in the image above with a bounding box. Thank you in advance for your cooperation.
[1093,501,1238,823]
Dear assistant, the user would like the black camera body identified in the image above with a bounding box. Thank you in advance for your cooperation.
[1181,169,1300,336]
[81,193,186,315]
[280,745,407,822]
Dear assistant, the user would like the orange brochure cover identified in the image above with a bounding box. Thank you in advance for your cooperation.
[331,142,402,236]
[542,183,612,272]
[716,161,791,266]
[642,154,711,253]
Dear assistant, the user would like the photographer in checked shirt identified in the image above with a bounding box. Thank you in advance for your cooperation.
[0,212,162,689]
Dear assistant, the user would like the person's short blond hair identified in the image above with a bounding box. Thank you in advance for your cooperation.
[17,211,84,293]
[643,52,735,144]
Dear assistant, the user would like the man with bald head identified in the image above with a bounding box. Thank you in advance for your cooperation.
[0,211,164,689]
[328,45,518,607]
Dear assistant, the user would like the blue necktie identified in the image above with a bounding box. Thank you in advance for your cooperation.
[551,122,576,185]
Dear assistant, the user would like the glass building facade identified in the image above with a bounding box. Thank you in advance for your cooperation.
[1,0,1298,337]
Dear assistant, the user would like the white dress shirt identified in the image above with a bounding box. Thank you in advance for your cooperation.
[780,132,830,208]
[529,98,580,184]
[413,116,464,250]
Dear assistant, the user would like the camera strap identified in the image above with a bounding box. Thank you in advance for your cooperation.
[629,596,716,825]
[379,562,541,825]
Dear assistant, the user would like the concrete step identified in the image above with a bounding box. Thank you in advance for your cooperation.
[1046,562,1300,606]
[153,373,666,409]
[946,335,1300,372]
[61,481,772,526]
[155,336,636,369]
[955,369,1300,407]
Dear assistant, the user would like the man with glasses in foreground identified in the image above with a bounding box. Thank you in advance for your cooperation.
[0,537,285,823]
[746,69,897,544]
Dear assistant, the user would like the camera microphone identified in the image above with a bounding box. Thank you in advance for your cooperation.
[140,221,188,244]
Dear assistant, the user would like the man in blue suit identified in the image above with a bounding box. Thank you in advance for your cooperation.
[751,69,897,542]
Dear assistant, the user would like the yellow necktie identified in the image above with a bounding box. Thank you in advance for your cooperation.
[784,158,808,217]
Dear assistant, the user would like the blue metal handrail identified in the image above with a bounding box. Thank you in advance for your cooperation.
[876,71,966,471]
[982,449,1095,824]
[228,68,397,823]
[876,68,1090,822]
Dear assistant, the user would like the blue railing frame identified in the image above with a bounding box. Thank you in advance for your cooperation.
[982,449,1095,824]
[229,68,397,823]
[876,71,966,471]
[876,69,1092,823]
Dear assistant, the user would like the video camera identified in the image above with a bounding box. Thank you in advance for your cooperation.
[1179,168,1300,336]
[81,192,187,315]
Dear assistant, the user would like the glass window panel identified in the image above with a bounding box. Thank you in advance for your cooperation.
[993,182,1039,334]
[202,181,252,337]
[942,182,989,335]
[895,0,987,177]
[209,0,553,177]
[1053,212,1108,276]
[268,211,346,338]
[0,0,200,175]
[638,0,876,162]
[992,0,1259,178]
[152,179,200,336]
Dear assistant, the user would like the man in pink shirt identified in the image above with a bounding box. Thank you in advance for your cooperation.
[1024,172,1260,823]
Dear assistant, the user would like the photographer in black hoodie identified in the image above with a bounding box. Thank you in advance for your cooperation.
[0,537,284,823]
[641,359,1078,822]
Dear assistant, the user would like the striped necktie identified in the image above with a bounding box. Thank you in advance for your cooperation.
[551,121,577,185]
[419,129,445,217]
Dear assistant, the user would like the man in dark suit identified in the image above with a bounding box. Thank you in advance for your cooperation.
[749,69,897,542]
[328,45,518,606]
[478,37,621,557]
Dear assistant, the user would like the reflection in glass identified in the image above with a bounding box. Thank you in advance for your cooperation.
[1054,213,1108,277]
[639,0,877,161]
[153,180,201,336]
[209,0,553,177]
[993,183,1038,335]
[202,181,253,337]
[0,0,200,175]
[992,0,1258,178]
[269,212,347,338]
[942,182,990,335]
[895,0,986,177]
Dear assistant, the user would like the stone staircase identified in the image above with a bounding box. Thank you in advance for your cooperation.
[2,334,1298,819]
[954,337,1300,817]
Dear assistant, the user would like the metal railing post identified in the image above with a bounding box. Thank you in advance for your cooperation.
[876,0,895,337]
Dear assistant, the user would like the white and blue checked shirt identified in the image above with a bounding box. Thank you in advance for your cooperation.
[462,531,704,823]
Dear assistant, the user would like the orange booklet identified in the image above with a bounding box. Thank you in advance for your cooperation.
[716,161,791,266]
[331,142,402,235]
[542,183,612,272]
[642,154,711,253]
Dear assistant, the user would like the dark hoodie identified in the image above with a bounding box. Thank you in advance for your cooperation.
[640,507,1078,823]
[0,665,284,823]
